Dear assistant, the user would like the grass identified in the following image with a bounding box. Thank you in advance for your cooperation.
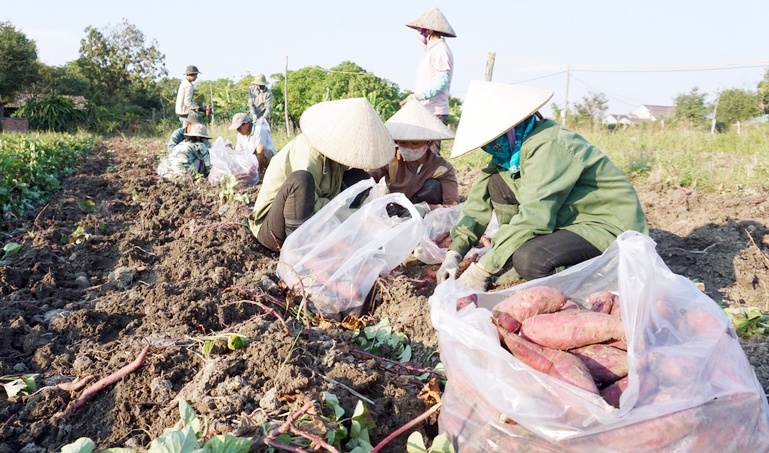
[445,122,769,194]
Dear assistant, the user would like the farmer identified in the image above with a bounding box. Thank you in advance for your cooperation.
[437,81,649,290]
[249,97,394,252]
[161,123,212,179]
[167,111,205,152]
[175,65,211,127]
[248,73,273,123]
[368,96,459,218]
[406,7,456,126]
[227,112,276,179]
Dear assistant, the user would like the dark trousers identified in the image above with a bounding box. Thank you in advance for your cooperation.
[257,168,372,252]
[487,173,601,280]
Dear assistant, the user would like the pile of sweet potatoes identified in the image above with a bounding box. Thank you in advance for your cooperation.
[490,286,628,405]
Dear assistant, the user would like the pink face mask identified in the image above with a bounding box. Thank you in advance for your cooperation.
[399,144,428,162]
[418,28,431,45]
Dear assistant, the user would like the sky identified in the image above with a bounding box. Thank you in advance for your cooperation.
[5,0,769,118]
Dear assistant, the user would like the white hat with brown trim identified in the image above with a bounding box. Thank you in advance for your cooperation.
[299,98,395,169]
[450,81,553,158]
[386,95,454,141]
[405,7,456,37]
[184,123,211,139]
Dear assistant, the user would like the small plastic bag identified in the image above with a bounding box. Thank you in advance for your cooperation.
[412,204,499,264]
[277,179,424,320]
[430,231,769,452]
[207,137,259,187]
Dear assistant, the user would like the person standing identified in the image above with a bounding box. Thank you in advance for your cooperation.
[248,73,273,123]
[405,7,456,125]
[175,65,204,127]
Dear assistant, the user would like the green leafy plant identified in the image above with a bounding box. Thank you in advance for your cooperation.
[188,333,250,359]
[406,432,454,453]
[1,242,21,260]
[355,318,411,363]
[77,197,97,212]
[724,307,769,338]
[218,174,250,204]
[69,225,92,244]
[1,373,38,398]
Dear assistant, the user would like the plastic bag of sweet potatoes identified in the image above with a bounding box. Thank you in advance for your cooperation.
[430,231,769,452]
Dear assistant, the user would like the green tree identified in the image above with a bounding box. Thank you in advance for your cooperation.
[674,87,708,128]
[757,68,769,114]
[713,88,761,127]
[77,19,167,131]
[570,90,608,129]
[0,22,39,131]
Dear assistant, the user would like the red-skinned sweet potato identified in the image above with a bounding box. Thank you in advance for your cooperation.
[570,344,628,388]
[492,286,568,324]
[588,291,617,314]
[520,311,625,350]
[600,375,629,408]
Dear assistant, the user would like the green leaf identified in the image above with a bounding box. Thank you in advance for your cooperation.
[406,432,428,453]
[724,306,768,338]
[427,434,454,453]
[61,437,95,453]
[322,391,346,419]
[226,334,248,351]
[176,399,202,435]
[2,242,21,260]
[202,340,213,358]
[201,434,251,453]
[101,449,141,453]
[2,374,37,398]
[77,197,96,211]
[148,425,200,453]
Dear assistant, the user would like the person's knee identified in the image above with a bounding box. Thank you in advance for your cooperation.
[511,246,553,281]
[412,179,442,205]
[286,169,314,187]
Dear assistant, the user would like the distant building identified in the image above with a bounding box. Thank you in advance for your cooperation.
[631,104,675,122]
[602,114,636,128]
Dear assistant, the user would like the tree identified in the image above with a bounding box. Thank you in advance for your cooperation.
[77,19,167,111]
[674,87,708,128]
[758,68,769,114]
[570,90,608,128]
[0,22,39,131]
[713,88,761,127]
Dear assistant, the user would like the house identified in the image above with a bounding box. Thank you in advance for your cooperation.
[602,114,636,127]
[631,104,675,122]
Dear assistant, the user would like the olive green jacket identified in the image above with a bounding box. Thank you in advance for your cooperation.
[450,119,649,274]
[249,134,346,237]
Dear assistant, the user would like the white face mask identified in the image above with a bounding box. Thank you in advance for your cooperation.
[399,144,429,162]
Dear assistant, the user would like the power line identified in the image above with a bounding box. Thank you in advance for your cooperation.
[568,61,768,73]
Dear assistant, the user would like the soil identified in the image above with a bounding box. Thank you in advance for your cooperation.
[1,137,768,452]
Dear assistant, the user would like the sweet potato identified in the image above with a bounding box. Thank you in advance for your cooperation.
[456,294,477,310]
[520,311,625,350]
[494,311,521,334]
[492,286,568,324]
[495,321,598,394]
[434,231,450,246]
[570,344,628,387]
[600,375,629,408]
[588,291,617,314]
[560,299,585,311]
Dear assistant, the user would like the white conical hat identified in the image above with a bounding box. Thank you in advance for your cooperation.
[385,96,454,141]
[451,81,553,158]
[405,7,456,38]
[300,98,395,169]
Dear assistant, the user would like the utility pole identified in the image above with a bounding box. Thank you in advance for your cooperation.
[710,95,720,134]
[284,56,291,136]
[484,53,496,82]
[562,65,570,126]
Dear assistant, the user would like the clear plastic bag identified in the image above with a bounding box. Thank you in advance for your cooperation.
[412,204,499,264]
[207,137,259,186]
[277,179,424,320]
[430,231,769,452]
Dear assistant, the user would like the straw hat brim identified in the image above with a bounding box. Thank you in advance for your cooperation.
[386,96,454,141]
[300,98,395,169]
[450,81,553,158]
[405,8,456,37]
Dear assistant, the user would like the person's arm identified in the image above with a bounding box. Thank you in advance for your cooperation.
[434,164,459,208]
[183,83,200,112]
[167,128,185,152]
[448,166,495,258]
[477,140,583,274]
[247,86,257,118]
[419,71,450,100]
[263,90,273,120]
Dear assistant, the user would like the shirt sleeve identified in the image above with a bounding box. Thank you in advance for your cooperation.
[449,166,495,257]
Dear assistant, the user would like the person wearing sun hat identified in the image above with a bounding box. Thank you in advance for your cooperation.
[175,65,209,127]
[227,112,276,179]
[161,123,213,179]
[368,95,458,217]
[249,97,395,252]
[406,7,456,125]
[248,73,273,123]
[167,111,205,152]
[437,80,649,290]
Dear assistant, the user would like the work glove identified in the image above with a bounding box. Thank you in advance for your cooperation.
[457,262,492,291]
[437,250,462,283]
[414,201,431,218]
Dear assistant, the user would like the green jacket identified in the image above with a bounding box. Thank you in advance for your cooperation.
[249,133,346,237]
[450,119,649,274]
[164,140,211,178]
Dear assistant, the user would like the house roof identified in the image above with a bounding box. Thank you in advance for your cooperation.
[642,104,675,119]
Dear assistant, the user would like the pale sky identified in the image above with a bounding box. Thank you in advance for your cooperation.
[6,0,769,118]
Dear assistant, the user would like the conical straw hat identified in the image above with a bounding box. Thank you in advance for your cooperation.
[386,96,454,141]
[405,8,456,38]
[451,81,553,158]
[300,98,395,169]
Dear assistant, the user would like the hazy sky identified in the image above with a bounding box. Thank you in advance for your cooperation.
[6,0,769,117]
